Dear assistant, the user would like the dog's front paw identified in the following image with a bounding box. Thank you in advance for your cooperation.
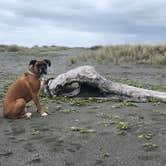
[25,112,32,119]
[41,112,48,117]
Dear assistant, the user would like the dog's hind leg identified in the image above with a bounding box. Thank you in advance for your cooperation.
[4,98,26,119]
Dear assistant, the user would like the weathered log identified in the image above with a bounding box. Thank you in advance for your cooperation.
[42,65,166,102]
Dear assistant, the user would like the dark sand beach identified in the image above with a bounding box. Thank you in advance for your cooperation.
[0,49,166,166]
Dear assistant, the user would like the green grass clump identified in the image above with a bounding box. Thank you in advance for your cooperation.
[138,133,154,140]
[96,112,108,118]
[98,120,116,127]
[123,100,138,107]
[117,121,131,130]
[59,106,79,113]
[69,97,94,106]
[115,130,127,135]
[99,151,110,158]
[153,110,166,115]
[31,129,40,135]
[52,96,94,106]
[98,147,110,158]
[143,142,158,150]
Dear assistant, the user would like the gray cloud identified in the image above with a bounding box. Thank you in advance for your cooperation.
[0,0,166,46]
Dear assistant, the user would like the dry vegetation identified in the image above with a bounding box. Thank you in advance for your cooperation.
[70,44,166,65]
[0,44,69,54]
[1,44,166,65]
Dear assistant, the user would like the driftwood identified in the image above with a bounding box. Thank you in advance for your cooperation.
[42,65,166,102]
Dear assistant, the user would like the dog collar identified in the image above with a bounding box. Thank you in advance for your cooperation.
[27,70,38,77]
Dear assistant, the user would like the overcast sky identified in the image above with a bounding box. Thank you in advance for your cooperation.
[0,0,166,47]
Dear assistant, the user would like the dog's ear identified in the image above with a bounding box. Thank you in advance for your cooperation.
[44,59,51,67]
[29,60,37,66]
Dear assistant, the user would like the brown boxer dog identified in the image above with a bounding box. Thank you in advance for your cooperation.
[3,59,51,119]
